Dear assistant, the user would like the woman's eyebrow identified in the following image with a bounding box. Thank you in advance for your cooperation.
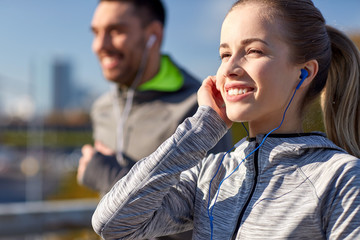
[219,43,229,50]
[219,38,269,50]
[241,38,269,46]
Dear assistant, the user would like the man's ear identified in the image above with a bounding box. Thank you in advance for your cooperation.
[145,21,163,49]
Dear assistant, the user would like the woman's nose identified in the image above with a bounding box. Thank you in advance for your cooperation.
[223,57,245,79]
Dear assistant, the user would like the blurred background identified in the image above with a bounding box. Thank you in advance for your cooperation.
[0,0,359,239]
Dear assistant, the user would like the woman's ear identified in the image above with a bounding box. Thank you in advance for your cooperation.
[297,59,319,89]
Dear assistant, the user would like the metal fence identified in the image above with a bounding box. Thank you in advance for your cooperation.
[0,199,98,237]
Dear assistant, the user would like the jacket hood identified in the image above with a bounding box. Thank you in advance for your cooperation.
[233,132,347,175]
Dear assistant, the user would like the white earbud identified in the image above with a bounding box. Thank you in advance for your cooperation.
[146,34,157,49]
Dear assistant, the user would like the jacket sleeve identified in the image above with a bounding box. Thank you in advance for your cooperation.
[81,153,136,194]
[325,158,360,239]
[176,96,233,155]
[91,106,228,239]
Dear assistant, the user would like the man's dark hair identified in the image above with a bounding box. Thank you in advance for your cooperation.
[100,0,166,27]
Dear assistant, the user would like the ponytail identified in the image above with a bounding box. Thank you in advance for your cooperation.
[322,25,360,158]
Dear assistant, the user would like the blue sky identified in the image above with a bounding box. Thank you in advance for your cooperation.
[0,0,359,115]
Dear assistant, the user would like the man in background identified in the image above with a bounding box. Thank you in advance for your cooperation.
[77,0,232,239]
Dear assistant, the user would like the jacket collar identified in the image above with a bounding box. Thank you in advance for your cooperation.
[235,132,346,174]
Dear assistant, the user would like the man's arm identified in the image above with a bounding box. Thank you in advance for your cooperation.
[77,141,136,194]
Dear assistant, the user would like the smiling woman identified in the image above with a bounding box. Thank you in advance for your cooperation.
[91,0,360,239]
[0,1,359,240]
[216,3,305,136]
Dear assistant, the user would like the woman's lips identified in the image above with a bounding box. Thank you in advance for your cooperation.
[227,87,252,96]
[225,86,254,101]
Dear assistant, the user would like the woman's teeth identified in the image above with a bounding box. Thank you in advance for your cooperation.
[228,88,249,96]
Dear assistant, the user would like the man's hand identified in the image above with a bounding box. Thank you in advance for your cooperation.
[77,144,95,184]
[77,140,115,184]
[94,140,115,156]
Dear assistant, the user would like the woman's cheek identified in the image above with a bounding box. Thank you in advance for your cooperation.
[215,67,224,91]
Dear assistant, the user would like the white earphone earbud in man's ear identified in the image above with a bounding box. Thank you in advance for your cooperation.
[146,34,157,49]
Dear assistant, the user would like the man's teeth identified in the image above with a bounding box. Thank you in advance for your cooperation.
[102,57,116,65]
[228,88,249,96]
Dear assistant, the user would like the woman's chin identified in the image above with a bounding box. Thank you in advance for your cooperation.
[227,115,247,123]
[226,110,247,123]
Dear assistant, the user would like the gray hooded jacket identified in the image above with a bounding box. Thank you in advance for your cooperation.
[92,106,360,239]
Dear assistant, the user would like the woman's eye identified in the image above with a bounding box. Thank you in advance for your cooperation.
[220,53,231,60]
[247,49,263,55]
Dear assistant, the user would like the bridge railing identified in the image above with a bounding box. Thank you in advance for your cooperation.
[0,198,98,237]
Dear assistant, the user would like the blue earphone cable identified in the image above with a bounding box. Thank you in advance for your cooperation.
[207,87,299,239]
[241,122,249,136]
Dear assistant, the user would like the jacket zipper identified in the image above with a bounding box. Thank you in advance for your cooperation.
[231,143,259,240]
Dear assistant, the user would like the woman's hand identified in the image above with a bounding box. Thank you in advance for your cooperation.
[197,76,233,128]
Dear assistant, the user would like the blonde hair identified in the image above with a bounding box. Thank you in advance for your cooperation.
[322,26,360,157]
[231,0,360,157]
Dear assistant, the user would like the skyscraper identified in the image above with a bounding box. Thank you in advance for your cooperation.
[31,56,75,116]
[31,56,53,116]
[52,57,73,112]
